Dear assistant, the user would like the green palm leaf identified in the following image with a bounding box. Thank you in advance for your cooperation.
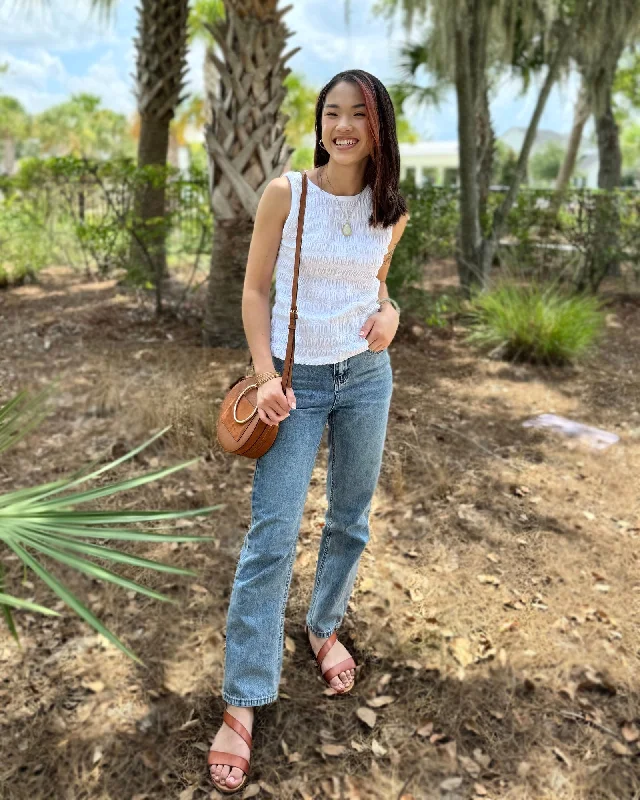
[1,388,219,662]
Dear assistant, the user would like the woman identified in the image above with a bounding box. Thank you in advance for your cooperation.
[208,69,409,794]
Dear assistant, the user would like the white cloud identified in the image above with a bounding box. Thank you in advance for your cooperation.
[0,3,121,52]
[66,51,135,113]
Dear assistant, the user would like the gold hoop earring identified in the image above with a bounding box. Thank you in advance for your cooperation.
[318,140,327,151]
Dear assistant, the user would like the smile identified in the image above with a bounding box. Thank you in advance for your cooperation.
[333,138,359,150]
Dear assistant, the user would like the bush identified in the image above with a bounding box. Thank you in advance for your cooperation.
[466,283,605,365]
[390,179,458,296]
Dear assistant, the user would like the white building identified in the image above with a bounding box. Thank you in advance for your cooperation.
[399,141,459,186]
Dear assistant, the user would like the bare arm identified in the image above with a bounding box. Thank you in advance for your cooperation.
[242,176,294,424]
[360,212,410,350]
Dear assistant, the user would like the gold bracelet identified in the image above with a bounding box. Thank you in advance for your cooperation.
[254,371,281,387]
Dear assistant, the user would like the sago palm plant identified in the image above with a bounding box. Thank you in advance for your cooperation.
[0,386,217,664]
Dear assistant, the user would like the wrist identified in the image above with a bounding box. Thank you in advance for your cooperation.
[377,298,400,317]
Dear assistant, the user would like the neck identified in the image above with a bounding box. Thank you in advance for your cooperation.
[321,159,368,196]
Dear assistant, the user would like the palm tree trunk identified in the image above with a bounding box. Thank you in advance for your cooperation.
[130,0,190,307]
[203,0,296,347]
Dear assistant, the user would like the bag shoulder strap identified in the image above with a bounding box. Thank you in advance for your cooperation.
[280,170,308,391]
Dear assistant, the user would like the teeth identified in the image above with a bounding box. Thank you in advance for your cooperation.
[336,139,357,146]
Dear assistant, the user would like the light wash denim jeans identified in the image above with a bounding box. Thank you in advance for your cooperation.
[221,347,393,707]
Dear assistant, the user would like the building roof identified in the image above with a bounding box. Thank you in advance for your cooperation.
[399,141,459,156]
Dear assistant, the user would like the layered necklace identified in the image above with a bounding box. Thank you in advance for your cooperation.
[318,165,364,237]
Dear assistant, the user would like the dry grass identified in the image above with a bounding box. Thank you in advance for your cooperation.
[0,266,639,800]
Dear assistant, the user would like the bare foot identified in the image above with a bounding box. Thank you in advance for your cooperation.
[209,705,253,791]
[308,630,356,693]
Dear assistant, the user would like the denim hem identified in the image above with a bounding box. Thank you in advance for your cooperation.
[221,692,277,708]
[305,621,337,639]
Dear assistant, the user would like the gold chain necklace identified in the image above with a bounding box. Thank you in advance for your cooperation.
[319,165,356,237]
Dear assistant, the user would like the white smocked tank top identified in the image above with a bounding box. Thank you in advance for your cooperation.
[270,170,393,365]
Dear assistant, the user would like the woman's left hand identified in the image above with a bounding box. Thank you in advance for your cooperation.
[359,304,399,352]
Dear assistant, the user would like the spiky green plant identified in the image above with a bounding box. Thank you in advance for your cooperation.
[466,283,605,365]
[0,386,217,664]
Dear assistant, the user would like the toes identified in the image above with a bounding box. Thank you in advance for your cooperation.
[219,765,231,783]
[210,764,221,782]
[330,676,344,691]
[227,767,244,787]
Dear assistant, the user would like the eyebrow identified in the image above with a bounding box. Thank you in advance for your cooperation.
[325,103,366,109]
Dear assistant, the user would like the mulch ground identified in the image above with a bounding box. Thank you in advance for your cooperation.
[0,266,639,800]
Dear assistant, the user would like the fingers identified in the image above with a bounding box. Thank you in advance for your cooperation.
[257,380,292,426]
[359,317,375,338]
[285,387,296,409]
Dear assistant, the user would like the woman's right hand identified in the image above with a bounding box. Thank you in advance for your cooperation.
[256,378,296,426]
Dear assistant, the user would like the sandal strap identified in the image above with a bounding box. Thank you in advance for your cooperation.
[315,632,338,666]
[322,657,357,685]
[207,750,250,776]
[223,710,253,749]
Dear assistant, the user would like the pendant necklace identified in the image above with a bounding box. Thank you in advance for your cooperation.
[319,165,359,237]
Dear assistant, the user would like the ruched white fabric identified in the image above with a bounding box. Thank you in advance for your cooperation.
[270,170,393,365]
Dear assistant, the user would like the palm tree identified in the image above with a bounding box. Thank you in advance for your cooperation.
[202,0,298,347]
[131,0,190,287]
[0,96,29,175]
[375,0,575,291]
[1,388,216,663]
[14,0,190,293]
[573,0,640,191]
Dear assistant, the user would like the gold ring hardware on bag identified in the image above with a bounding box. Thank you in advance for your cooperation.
[233,384,258,424]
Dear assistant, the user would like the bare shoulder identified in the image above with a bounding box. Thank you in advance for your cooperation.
[390,211,410,244]
[257,175,292,226]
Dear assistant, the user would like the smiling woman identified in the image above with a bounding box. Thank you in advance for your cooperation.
[208,69,409,795]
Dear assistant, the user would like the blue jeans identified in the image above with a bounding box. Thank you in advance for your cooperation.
[221,348,393,707]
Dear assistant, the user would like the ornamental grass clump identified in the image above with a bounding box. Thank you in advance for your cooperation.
[467,283,605,365]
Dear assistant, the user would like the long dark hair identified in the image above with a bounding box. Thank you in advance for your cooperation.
[314,70,407,229]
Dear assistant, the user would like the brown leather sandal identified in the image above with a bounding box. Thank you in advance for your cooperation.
[207,710,252,795]
[308,628,357,694]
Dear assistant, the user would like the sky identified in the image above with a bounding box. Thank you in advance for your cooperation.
[0,0,583,142]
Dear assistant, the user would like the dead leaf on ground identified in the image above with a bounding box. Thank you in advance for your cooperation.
[449,636,474,667]
[285,636,296,654]
[366,695,395,708]
[178,787,195,800]
[611,741,633,757]
[553,747,572,768]
[440,776,463,791]
[356,707,377,728]
[376,673,392,692]
[371,739,387,757]
[416,721,434,738]
[477,574,501,586]
[242,786,261,799]
[320,744,347,757]
[621,721,640,743]
[474,784,488,797]
[459,755,481,777]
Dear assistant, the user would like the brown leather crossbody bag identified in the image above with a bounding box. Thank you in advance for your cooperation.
[216,171,308,459]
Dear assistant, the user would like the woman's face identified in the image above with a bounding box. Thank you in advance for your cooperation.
[321,80,372,164]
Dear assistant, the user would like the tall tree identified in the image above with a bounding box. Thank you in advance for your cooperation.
[202,0,298,347]
[553,78,590,203]
[131,0,190,287]
[0,96,29,175]
[375,0,574,292]
[573,0,640,192]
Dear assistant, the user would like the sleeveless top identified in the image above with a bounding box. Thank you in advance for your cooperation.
[270,170,394,365]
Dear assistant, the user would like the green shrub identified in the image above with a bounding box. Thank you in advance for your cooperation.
[390,179,458,296]
[466,283,605,365]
